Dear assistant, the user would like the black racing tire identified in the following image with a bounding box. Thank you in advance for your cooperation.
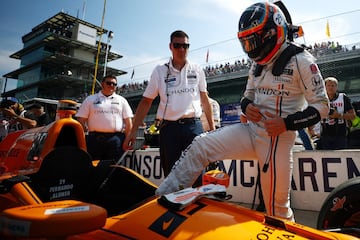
[317,177,360,234]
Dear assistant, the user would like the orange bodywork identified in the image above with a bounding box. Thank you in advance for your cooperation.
[0,112,357,240]
[0,118,86,181]
[72,198,355,240]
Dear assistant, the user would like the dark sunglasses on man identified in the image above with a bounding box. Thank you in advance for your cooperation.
[105,81,117,86]
[172,43,190,49]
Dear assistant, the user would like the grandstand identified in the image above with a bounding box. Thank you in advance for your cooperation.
[121,41,360,123]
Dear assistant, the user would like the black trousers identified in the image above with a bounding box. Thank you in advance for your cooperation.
[159,118,203,177]
[86,132,125,161]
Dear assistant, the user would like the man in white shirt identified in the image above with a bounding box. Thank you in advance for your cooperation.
[123,30,214,178]
[76,75,134,161]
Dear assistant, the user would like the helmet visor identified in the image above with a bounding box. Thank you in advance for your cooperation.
[239,32,262,53]
[239,29,277,61]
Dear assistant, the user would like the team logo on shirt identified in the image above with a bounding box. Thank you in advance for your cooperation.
[273,76,291,84]
[187,70,198,84]
[165,74,179,88]
[167,87,197,96]
[256,87,290,96]
[187,74,197,79]
[311,76,322,87]
[282,68,293,76]
[187,69,197,78]
[165,77,176,83]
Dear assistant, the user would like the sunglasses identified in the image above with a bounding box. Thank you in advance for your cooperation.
[172,43,190,49]
[105,81,117,86]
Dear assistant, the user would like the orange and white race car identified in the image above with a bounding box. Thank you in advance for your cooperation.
[0,102,359,239]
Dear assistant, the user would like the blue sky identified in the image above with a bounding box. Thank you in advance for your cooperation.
[1,0,359,92]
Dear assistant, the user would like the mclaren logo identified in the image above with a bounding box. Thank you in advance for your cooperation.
[149,211,187,237]
[162,217,175,230]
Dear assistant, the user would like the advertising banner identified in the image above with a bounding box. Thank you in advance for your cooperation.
[121,148,360,211]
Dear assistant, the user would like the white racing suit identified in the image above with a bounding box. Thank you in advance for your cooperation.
[156,43,330,221]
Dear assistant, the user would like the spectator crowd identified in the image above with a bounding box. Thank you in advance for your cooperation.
[117,40,359,95]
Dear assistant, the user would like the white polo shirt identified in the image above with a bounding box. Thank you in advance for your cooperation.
[76,92,133,132]
[143,59,207,121]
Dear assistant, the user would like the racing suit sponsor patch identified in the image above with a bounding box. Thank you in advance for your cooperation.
[310,63,319,74]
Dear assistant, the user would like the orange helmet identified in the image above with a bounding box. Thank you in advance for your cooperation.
[238,2,288,65]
